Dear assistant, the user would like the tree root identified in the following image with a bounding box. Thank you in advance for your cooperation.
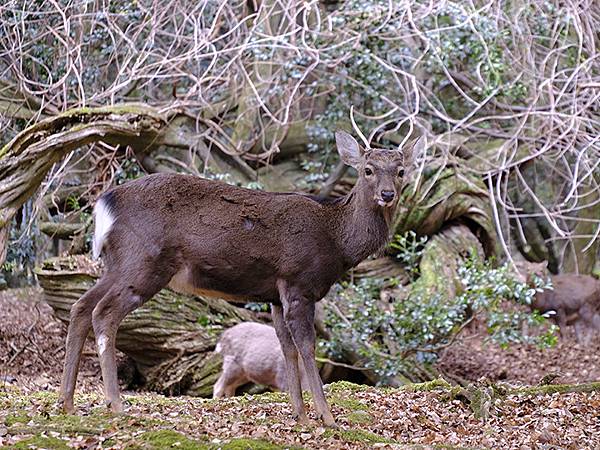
[427,377,600,419]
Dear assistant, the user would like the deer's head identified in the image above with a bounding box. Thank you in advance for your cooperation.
[335,131,424,209]
[513,260,549,285]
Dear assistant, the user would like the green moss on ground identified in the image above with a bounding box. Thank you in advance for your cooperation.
[139,431,298,450]
[329,395,369,411]
[214,438,302,450]
[4,413,29,426]
[325,381,371,394]
[400,378,453,392]
[512,381,600,396]
[326,383,371,425]
[236,391,289,405]
[8,430,292,450]
[346,411,373,425]
[324,428,396,445]
[139,430,207,449]
[126,393,191,408]
[2,389,171,446]
[12,435,71,450]
[7,410,166,437]
[6,377,597,449]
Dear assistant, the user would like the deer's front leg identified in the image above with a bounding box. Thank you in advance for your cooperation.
[271,304,309,425]
[280,293,336,428]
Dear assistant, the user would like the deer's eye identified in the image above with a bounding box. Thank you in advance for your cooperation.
[365,167,374,176]
[397,168,405,178]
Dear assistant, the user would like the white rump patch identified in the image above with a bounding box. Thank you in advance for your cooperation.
[215,342,222,354]
[92,197,114,259]
[97,334,109,356]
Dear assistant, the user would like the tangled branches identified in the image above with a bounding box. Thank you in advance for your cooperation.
[0,0,598,268]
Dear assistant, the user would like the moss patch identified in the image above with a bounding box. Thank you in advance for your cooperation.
[214,438,302,450]
[127,393,191,408]
[325,381,370,394]
[4,413,29,426]
[324,428,396,444]
[346,410,373,425]
[238,391,289,405]
[140,430,207,449]
[329,395,369,412]
[29,390,60,404]
[377,378,456,396]
[400,378,453,393]
[12,435,71,449]
[138,432,296,450]
[512,381,600,396]
[7,407,167,439]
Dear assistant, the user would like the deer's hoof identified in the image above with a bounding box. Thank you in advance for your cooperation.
[58,398,75,414]
[321,416,338,429]
[105,400,124,414]
[293,414,311,426]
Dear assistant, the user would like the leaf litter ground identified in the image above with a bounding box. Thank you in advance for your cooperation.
[2,288,600,449]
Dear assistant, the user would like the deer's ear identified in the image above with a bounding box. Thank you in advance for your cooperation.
[400,135,426,168]
[335,131,363,169]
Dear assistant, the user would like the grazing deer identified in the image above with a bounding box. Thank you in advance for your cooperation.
[58,131,422,426]
[516,261,600,342]
[213,322,309,398]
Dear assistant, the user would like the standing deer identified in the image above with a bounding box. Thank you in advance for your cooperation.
[58,131,422,427]
[516,261,600,342]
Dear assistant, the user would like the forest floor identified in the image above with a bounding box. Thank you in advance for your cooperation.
[1,288,600,449]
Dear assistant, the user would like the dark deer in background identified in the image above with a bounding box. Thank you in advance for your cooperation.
[59,131,423,426]
[516,261,600,342]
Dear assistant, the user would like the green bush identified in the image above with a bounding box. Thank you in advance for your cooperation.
[321,250,556,382]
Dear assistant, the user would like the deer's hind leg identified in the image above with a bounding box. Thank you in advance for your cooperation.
[59,277,112,413]
[91,266,174,413]
[213,355,246,398]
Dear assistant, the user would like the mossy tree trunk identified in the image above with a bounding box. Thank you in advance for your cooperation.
[0,105,172,264]
[562,180,600,275]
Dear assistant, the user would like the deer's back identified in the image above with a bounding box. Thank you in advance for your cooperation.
[217,322,307,391]
[100,174,345,302]
[218,322,284,375]
[534,274,600,312]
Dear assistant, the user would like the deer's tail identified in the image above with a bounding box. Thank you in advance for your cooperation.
[92,193,115,259]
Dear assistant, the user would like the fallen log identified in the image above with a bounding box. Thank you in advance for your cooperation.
[38,222,85,240]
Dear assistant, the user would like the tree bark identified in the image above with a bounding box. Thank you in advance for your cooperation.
[38,222,85,240]
[0,104,322,265]
[394,164,497,257]
[562,180,600,275]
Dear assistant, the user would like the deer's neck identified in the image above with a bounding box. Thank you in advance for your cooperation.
[335,190,394,269]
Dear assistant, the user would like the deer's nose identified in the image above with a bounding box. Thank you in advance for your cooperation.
[381,190,395,202]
